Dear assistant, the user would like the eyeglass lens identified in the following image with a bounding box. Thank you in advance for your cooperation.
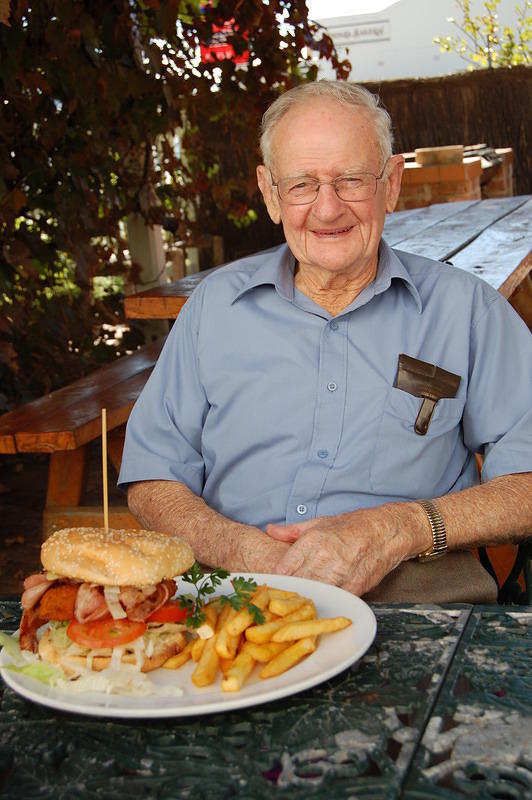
[276,174,379,204]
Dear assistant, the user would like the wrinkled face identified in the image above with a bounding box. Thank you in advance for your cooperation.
[257,98,404,281]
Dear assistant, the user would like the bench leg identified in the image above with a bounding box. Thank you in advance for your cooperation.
[46,447,88,506]
[509,273,532,331]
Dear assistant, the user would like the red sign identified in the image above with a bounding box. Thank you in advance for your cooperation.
[200,20,249,64]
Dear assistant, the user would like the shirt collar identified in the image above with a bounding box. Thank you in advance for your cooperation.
[231,239,422,312]
[231,244,295,304]
[374,239,423,312]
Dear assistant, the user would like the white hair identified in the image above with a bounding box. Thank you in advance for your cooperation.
[259,80,394,171]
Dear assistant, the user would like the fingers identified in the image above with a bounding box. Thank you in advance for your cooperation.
[273,548,307,576]
[273,534,336,581]
[266,517,324,542]
[265,523,304,543]
[272,529,354,586]
[270,509,410,597]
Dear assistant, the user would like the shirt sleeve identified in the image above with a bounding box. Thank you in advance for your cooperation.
[461,286,532,482]
[118,290,208,494]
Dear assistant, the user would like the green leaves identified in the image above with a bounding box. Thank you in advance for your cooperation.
[179,563,265,628]
[433,0,532,69]
[219,575,266,626]
[1,1,348,409]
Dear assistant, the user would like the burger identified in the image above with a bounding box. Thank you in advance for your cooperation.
[18,527,195,677]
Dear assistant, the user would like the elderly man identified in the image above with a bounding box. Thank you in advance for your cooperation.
[119,81,532,603]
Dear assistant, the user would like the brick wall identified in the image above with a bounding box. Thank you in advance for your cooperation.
[396,145,514,211]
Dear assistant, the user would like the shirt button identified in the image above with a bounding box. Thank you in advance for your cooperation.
[330,321,339,331]
[327,381,338,392]
[296,504,308,515]
[317,449,329,458]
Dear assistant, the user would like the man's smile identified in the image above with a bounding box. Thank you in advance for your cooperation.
[311,225,354,238]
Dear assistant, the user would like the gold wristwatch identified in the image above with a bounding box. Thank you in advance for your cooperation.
[416,499,447,562]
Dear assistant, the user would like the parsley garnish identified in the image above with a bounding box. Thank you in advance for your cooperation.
[178,563,266,629]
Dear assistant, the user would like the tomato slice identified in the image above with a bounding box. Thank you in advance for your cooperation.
[67,617,147,649]
[146,601,190,624]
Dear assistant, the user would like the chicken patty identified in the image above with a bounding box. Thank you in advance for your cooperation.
[38,583,79,621]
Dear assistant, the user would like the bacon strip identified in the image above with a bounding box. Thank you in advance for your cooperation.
[21,573,56,610]
[74,583,109,623]
[123,579,176,621]
[19,606,45,652]
[24,572,52,590]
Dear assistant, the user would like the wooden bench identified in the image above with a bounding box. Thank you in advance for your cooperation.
[0,337,166,539]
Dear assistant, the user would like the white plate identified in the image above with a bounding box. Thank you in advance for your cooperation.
[0,573,376,719]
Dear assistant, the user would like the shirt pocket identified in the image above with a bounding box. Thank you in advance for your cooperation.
[369,387,465,498]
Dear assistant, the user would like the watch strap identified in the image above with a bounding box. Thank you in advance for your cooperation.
[416,499,447,562]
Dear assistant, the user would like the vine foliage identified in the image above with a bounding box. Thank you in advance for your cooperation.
[0,0,349,408]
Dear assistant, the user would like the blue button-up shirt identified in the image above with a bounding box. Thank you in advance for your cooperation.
[119,241,532,529]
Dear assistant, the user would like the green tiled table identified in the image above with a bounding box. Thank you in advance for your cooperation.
[1,601,530,799]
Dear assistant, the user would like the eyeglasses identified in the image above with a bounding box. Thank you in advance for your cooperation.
[271,161,389,205]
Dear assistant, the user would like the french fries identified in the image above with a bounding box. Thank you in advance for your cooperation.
[191,636,207,662]
[245,602,316,644]
[269,594,309,617]
[271,616,352,642]
[243,640,291,663]
[196,602,218,640]
[219,656,234,676]
[191,635,220,687]
[215,627,241,660]
[259,637,317,679]
[267,588,298,600]
[163,584,352,694]
[225,584,270,636]
[221,650,256,692]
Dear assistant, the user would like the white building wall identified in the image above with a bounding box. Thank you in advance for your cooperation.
[310,0,526,81]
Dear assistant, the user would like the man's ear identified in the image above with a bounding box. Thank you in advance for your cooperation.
[257,165,282,224]
[385,154,405,214]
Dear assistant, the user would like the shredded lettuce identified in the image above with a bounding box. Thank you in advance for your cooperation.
[53,666,184,697]
[0,627,186,697]
[0,631,64,684]
[0,631,23,659]
[145,621,186,641]
[104,585,127,619]
[47,621,71,650]
[7,660,64,685]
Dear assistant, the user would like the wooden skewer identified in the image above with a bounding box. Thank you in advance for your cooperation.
[102,408,109,532]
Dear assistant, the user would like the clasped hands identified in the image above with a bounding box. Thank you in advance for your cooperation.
[265,505,420,597]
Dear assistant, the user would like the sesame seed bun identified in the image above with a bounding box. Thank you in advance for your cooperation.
[41,527,195,587]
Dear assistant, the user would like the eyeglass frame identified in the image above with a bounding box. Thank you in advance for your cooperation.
[270,159,390,206]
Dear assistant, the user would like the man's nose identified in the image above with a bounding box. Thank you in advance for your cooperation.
[312,182,345,218]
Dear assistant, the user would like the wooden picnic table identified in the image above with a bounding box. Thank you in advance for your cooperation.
[124,196,532,327]
[0,337,166,537]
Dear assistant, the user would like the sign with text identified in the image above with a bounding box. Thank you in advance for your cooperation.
[327,19,391,47]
